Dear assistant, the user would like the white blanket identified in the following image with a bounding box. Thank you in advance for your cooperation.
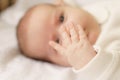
[0,22,73,80]
[0,0,108,80]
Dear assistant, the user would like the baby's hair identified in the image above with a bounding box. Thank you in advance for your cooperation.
[16,3,54,61]
[16,7,34,59]
[16,18,51,63]
[16,17,28,57]
[16,17,44,61]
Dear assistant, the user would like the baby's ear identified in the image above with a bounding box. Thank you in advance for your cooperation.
[54,0,65,6]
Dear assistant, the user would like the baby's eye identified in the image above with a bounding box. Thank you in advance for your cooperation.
[56,38,59,43]
[59,15,64,23]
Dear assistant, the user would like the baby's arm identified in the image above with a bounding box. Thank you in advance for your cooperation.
[49,23,96,70]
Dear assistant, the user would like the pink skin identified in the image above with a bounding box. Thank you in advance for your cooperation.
[49,23,97,69]
[19,0,100,67]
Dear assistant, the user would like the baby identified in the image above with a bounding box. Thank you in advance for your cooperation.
[16,0,101,69]
[16,0,120,79]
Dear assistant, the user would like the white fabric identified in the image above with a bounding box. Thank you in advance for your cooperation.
[0,0,120,80]
[0,0,106,26]
[73,0,120,80]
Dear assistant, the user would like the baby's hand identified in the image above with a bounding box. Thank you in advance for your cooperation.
[49,23,96,70]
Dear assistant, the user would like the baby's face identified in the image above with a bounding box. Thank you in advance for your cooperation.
[22,2,100,66]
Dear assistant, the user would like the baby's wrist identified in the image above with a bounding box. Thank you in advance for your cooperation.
[69,50,97,70]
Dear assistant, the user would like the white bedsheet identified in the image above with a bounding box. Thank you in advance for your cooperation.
[0,22,73,80]
[0,0,108,80]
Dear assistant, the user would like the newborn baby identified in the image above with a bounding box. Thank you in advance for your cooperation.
[17,0,100,69]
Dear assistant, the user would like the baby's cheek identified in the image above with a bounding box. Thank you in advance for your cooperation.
[88,32,98,45]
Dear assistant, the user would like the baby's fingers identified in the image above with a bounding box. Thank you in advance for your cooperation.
[68,23,79,43]
[59,26,71,47]
[49,41,65,55]
[77,25,87,40]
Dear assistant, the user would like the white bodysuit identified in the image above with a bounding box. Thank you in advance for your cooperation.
[72,0,120,80]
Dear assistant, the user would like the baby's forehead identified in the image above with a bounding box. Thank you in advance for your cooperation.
[22,4,53,25]
[30,3,56,12]
[25,4,57,26]
[25,4,56,21]
[20,3,57,41]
